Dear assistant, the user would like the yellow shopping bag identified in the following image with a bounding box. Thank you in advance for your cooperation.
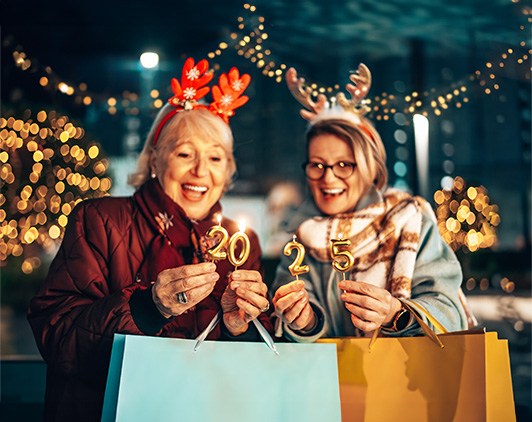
[318,301,516,422]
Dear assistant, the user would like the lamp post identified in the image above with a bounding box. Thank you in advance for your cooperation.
[413,114,429,199]
[139,52,159,106]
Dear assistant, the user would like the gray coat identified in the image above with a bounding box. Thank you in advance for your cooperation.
[270,189,469,342]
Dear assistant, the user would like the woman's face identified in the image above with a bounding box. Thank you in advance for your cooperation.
[307,134,365,215]
[154,136,230,220]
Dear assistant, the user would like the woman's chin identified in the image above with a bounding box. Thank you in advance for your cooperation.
[317,199,357,216]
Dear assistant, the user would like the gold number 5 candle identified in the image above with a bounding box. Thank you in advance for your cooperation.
[330,234,354,281]
[206,214,229,262]
[283,235,310,280]
[227,219,250,270]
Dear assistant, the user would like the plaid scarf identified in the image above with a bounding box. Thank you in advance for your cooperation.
[297,188,431,299]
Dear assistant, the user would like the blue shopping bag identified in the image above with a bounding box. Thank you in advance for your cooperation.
[102,334,341,422]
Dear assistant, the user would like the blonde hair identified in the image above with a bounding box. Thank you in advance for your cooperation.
[305,116,388,194]
[128,105,236,189]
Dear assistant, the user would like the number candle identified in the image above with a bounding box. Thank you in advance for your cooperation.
[330,234,355,281]
[227,219,250,270]
[283,235,310,280]
[206,214,229,262]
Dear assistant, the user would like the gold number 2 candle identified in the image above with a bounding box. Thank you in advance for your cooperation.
[330,234,354,280]
[206,214,229,262]
[283,235,310,280]
[227,219,250,270]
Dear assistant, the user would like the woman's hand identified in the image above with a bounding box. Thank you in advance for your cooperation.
[272,280,316,331]
[221,270,270,336]
[337,280,403,332]
[152,263,219,318]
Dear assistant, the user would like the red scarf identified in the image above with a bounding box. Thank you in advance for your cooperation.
[134,179,234,339]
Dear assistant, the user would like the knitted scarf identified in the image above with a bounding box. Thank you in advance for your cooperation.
[297,188,432,299]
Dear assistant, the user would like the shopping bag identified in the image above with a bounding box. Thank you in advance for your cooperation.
[318,301,516,422]
[101,334,341,422]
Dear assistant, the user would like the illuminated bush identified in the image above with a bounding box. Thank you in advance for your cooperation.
[434,176,500,253]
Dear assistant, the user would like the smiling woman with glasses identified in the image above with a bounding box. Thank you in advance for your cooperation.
[269,63,473,347]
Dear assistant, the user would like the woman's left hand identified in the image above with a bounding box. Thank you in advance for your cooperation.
[338,280,403,333]
[221,270,270,336]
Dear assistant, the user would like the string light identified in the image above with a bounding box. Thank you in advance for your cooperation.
[5,0,529,121]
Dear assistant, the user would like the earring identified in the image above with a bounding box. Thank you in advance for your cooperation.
[151,172,156,179]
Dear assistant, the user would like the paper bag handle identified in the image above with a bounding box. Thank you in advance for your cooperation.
[369,299,448,351]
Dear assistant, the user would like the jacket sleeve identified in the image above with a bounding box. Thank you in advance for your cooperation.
[27,200,146,380]
[387,209,469,337]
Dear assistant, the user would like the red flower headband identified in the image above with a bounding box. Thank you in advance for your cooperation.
[153,58,251,146]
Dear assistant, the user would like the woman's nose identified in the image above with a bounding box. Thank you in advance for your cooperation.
[191,155,208,177]
[322,166,337,182]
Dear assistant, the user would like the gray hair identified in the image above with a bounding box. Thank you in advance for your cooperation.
[128,104,236,190]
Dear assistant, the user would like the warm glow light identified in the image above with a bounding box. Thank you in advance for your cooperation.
[88,145,99,159]
[140,52,159,69]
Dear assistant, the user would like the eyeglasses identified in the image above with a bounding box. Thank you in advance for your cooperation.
[302,161,357,180]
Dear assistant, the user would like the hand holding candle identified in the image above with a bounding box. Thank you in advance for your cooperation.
[206,214,229,262]
[330,234,354,281]
[227,219,250,270]
[283,235,310,280]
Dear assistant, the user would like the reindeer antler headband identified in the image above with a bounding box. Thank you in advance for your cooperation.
[153,58,251,147]
[286,63,374,139]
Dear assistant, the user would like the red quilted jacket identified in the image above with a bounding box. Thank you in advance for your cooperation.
[27,181,273,422]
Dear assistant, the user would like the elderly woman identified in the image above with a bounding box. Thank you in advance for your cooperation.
[270,64,472,343]
[28,59,272,422]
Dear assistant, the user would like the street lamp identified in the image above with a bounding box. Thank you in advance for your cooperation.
[139,52,159,69]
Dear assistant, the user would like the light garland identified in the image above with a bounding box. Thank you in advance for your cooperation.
[0,111,111,273]
[5,1,530,120]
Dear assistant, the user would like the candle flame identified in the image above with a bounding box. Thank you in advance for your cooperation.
[292,234,296,241]
[338,233,343,239]
[238,219,246,232]
[217,214,222,225]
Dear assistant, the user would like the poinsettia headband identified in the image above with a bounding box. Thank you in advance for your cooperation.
[286,63,375,141]
[153,58,251,147]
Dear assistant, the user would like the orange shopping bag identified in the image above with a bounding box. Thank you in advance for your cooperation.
[318,300,516,422]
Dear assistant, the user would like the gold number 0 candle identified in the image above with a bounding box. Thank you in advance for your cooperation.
[206,214,229,262]
[330,234,354,281]
[283,235,310,280]
[227,220,250,270]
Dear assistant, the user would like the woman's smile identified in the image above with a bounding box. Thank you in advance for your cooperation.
[181,183,209,200]
[320,187,346,200]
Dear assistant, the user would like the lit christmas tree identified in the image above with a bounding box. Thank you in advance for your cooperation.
[0,110,111,274]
